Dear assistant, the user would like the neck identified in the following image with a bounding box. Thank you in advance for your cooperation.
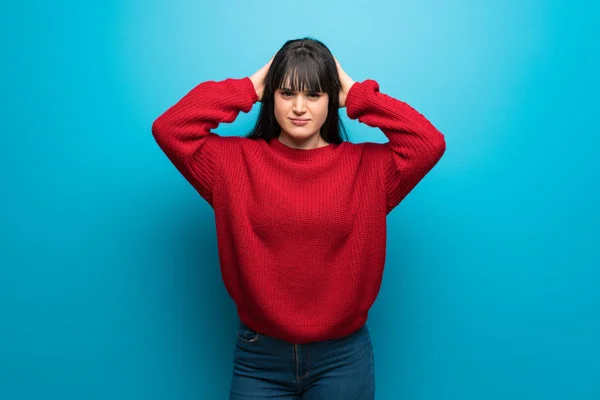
[278,132,329,150]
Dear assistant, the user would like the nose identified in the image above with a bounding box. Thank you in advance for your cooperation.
[292,95,306,113]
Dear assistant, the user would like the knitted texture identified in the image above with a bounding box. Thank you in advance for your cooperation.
[152,76,446,344]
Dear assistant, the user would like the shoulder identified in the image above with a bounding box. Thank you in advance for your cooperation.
[349,142,394,177]
[344,141,389,158]
[207,134,260,152]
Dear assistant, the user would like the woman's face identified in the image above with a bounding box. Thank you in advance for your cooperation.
[274,82,329,141]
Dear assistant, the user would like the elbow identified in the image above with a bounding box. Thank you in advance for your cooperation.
[430,132,446,162]
[151,116,172,154]
[151,115,167,142]
[434,128,446,153]
[437,135,446,157]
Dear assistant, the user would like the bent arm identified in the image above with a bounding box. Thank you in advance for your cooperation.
[346,79,446,215]
[151,77,258,206]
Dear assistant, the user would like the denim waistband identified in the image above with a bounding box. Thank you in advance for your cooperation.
[238,318,368,346]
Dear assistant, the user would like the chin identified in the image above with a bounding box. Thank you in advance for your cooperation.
[287,130,316,138]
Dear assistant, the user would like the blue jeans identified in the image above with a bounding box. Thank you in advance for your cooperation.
[229,319,375,399]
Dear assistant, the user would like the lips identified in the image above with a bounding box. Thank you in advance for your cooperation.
[290,118,310,126]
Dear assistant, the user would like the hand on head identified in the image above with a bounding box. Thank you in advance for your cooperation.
[333,56,356,108]
[250,56,274,102]
[249,54,355,107]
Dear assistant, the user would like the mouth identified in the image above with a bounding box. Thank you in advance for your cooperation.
[289,118,311,126]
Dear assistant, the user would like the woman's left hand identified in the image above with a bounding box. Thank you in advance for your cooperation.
[334,56,356,108]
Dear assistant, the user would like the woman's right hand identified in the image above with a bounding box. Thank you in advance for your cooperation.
[249,56,274,102]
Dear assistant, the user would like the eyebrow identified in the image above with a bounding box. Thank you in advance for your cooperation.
[279,88,321,93]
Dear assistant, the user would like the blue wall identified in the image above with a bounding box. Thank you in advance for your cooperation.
[1,1,599,399]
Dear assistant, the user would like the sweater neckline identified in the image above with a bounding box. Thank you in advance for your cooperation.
[268,137,339,162]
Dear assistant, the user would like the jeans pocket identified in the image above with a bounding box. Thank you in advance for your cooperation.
[237,325,260,343]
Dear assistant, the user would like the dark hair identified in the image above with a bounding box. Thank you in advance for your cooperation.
[244,37,349,144]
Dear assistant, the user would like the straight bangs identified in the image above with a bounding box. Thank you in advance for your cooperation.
[274,57,332,94]
[245,37,349,144]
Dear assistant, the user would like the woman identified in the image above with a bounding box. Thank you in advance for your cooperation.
[152,37,446,399]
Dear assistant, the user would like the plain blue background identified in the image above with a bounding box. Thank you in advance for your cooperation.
[1,1,599,399]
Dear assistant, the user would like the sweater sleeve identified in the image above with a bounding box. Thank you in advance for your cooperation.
[345,79,446,215]
[151,77,259,207]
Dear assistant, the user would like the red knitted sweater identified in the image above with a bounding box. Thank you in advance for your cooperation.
[152,76,446,344]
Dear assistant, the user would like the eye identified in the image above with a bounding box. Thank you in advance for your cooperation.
[279,90,321,98]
